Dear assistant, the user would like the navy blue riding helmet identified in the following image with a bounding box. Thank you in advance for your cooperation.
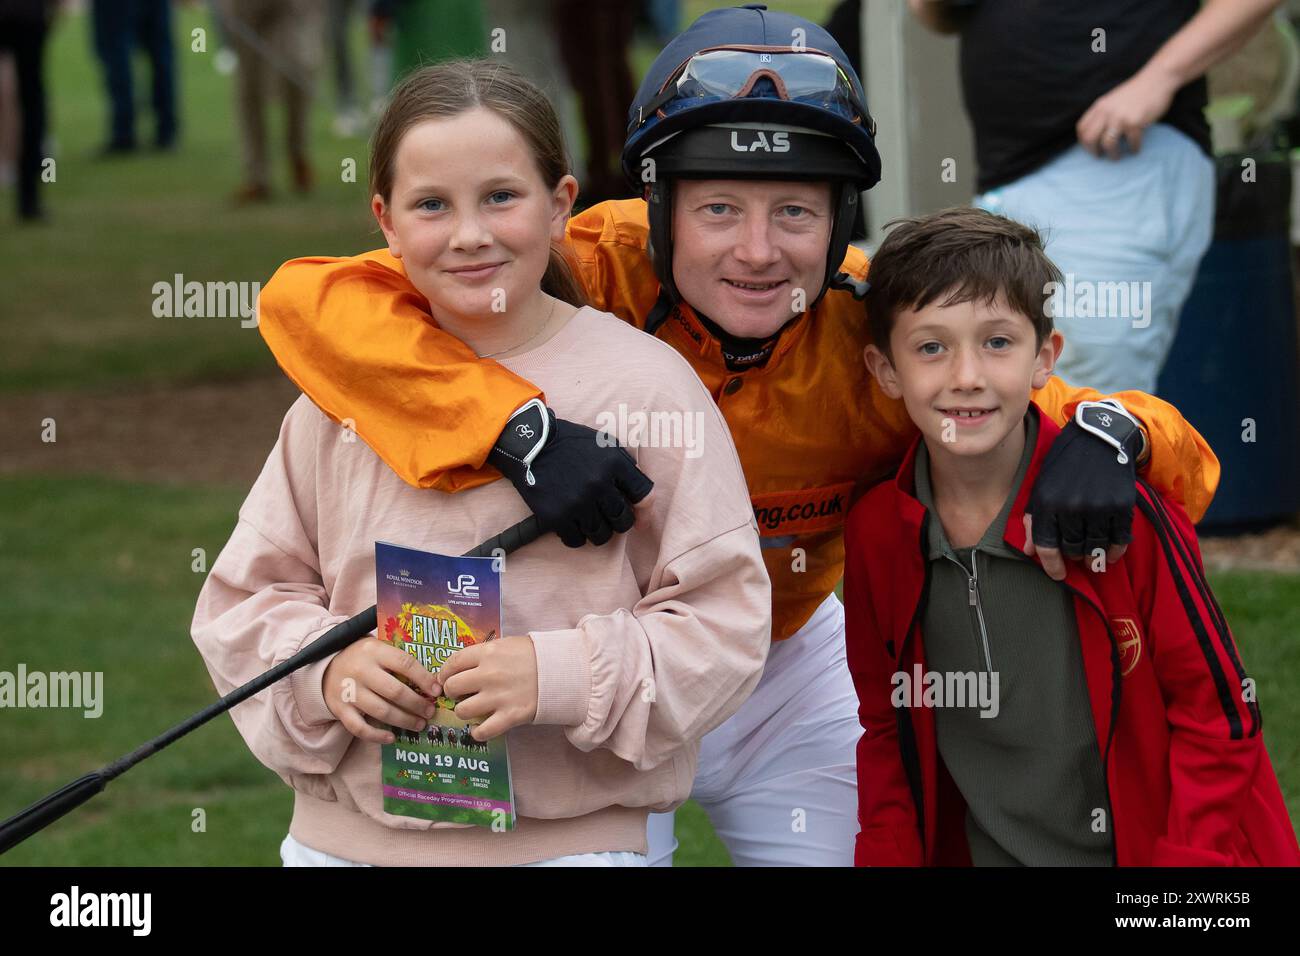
[622,3,883,310]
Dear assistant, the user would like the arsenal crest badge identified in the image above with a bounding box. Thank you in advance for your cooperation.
[1112,618,1143,677]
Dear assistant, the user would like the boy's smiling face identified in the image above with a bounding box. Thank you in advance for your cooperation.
[865,290,1064,459]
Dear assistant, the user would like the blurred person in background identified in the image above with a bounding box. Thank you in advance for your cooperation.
[823,0,861,78]
[554,0,637,205]
[203,0,239,75]
[0,0,54,222]
[367,0,585,162]
[824,0,869,240]
[366,3,392,119]
[218,0,325,203]
[328,0,364,136]
[481,0,587,187]
[90,0,178,154]
[910,0,1283,395]
[0,49,17,190]
[370,0,487,86]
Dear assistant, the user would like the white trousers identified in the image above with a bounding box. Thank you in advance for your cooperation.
[648,592,860,866]
[279,833,647,867]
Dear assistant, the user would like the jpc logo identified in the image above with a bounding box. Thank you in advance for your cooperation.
[448,574,480,599]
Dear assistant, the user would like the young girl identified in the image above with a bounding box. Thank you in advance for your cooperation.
[190,61,771,867]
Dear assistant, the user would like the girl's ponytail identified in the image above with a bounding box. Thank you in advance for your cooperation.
[543,245,588,308]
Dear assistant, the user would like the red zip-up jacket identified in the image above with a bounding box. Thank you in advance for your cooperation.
[844,404,1299,867]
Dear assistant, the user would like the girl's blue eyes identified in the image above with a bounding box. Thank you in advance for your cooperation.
[418,191,515,212]
[919,342,944,355]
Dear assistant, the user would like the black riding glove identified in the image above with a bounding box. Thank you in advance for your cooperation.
[487,399,653,549]
[1027,399,1147,559]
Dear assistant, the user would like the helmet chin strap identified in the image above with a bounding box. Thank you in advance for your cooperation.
[698,311,799,372]
[642,286,799,373]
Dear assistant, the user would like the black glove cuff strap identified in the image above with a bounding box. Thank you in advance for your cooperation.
[488,398,550,486]
[1075,399,1144,466]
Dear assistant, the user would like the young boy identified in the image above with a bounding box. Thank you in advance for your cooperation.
[844,207,1300,866]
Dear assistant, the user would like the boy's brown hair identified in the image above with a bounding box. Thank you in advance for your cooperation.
[864,207,1061,355]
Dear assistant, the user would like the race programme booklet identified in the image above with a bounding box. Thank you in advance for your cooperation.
[375,541,515,830]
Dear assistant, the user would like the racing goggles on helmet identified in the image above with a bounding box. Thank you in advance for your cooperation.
[634,47,875,136]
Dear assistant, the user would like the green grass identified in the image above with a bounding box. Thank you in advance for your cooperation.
[1208,571,1300,825]
[0,475,1295,866]
[0,475,286,865]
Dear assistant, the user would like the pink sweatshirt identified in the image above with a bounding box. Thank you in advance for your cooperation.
[191,305,771,865]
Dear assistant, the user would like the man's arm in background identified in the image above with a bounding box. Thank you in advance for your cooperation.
[1079,0,1283,157]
